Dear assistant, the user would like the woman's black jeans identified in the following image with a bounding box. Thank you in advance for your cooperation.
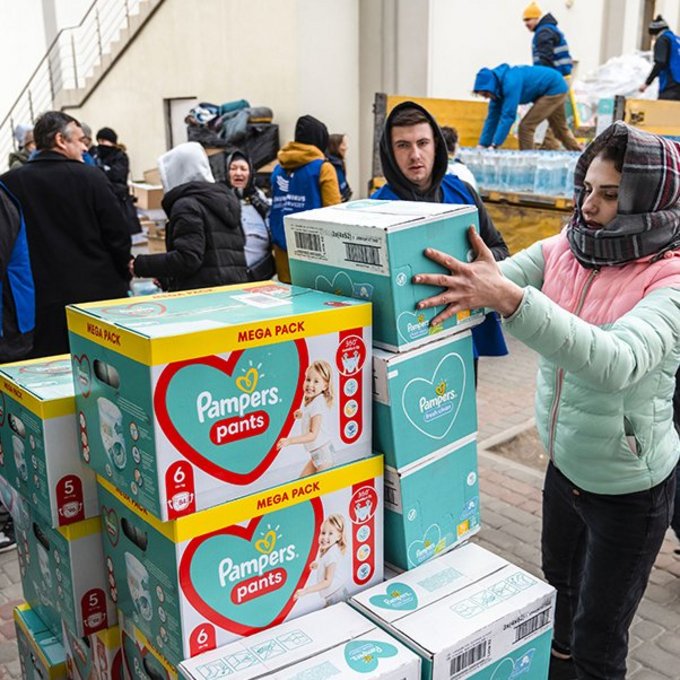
[542,462,675,680]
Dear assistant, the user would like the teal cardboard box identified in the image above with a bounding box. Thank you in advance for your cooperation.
[97,456,383,667]
[384,437,480,571]
[179,603,420,679]
[61,620,123,680]
[285,200,484,352]
[66,282,372,521]
[352,543,556,680]
[119,610,178,680]
[0,355,98,527]
[8,478,115,638]
[373,330,477,470]
[14,603,67,680]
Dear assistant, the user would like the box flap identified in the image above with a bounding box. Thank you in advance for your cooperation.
[0,355,74,402]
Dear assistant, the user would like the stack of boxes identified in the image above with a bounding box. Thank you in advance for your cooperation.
[286,199,483,570]
[64,282,382,668]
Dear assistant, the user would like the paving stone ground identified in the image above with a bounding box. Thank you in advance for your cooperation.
[0,334,677,677]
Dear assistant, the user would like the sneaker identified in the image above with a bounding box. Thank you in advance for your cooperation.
[549,654,577,680]
[0,516,16,553]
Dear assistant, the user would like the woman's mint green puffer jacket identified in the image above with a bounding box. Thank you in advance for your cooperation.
[500,233,680,494]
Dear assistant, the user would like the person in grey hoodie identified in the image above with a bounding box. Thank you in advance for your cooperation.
[131,142,246,291]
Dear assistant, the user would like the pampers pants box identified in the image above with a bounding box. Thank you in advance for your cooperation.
[285,199,484,352]
[61,621,123,680]
[0,355,97,527]
[373,331,477,470]
[12,485,115,638]
[351,543,556,680]
[384,437,480,571]
[118,610,177,680]
[66,282,372,521]
[14,604,67,680]
[179,603,420,680]
[97,456,384,667]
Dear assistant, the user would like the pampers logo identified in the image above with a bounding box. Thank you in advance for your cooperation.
[218,525,298,605]
[196,362,281,445]
[419,379,458,423]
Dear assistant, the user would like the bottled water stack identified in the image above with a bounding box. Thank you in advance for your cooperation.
[459,148,580,198]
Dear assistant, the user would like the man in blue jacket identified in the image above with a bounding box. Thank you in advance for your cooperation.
[640,15,680,101]
[474,63,581,151]
[522,2,573,76]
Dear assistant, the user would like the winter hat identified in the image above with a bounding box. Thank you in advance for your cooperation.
[294,115,329,153]
[96,127,118,144]
[522,2,542,20]
[13,123,33,148]
[649,15,669,35]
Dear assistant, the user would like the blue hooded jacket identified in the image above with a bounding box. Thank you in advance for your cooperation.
[475,64,568,148]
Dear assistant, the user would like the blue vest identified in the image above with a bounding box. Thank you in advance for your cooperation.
[659,30,680,92]
[270,159,324,250]
[0,182,35,336]
[372,175,508,358]
[335,165,350,200]
[533,24,573,76]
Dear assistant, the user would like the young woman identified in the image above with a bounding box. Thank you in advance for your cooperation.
[327,133,352,202]
[414,122,680,680]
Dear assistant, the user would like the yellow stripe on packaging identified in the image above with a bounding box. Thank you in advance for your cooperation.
[67,304,371,366]
[56,515,102,541]
[98,455,383,543]
[0,376,74,419]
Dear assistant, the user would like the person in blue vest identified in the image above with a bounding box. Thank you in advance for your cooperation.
[270,115,342,282]
[640,15,680,101]
[475,64,581,151]
[522,2,573,76]
[372,101,510,378]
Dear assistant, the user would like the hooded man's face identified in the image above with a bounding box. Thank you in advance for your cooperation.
[390,122,436,191]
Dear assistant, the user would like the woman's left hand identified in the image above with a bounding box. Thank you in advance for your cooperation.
[412,227,524,327]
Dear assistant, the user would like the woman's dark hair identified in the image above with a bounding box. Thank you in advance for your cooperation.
[327,133,346,157]
[440,126,459,154]
[33,111,80,151]
[597,135,627,173]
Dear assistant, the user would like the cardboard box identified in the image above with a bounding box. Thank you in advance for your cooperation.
[14,604,67,680]
[97,456,384,666]
[119,610,177,680]
[61,621,123,680]
[130,182,163,211]
[384,437,479,570]
[352,543,556,679]
[285,200,484,352]
[0,355,98,526]
[373,331,477,469]
[10,485,115,638]
[142,168,161,185]
[179,603,420,679]
[67,282,372,520]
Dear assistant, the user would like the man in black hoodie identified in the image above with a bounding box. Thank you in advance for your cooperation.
[372,101,510,366]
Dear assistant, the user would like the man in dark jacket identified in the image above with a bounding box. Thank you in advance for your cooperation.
[371,101,510,368]
[132,142,246,290]
[0,111,131,358]
[640,15,680,101]
[522,2,573,76]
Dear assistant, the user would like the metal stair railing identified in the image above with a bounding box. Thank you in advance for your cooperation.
[1,0,145,171]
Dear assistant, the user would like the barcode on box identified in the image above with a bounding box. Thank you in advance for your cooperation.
[294,231,325,254]
[450,640,489,677]
[514,608,551,642]
[344,242,382,266]
[385,487,397,505]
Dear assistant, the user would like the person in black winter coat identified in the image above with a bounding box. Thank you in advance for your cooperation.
[92,127,142,235]
[0,111,131,359]
[326,133,352,202]
[131,142,248,291]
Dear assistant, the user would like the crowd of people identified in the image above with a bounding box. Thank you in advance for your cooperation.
[0,5,679,680]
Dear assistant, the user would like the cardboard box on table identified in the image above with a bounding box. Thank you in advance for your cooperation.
[372,330,477,470]
[179,603,420,680]
[14,604,66,680]
[67,282,372,521]
[97,456,384,667]
[130,182,163,211]
[8,479,115,638]
[61,621,123,680]
[285,200,484,352]
[0,355,97,527]
[384,437,480,571]
[351,543,556,680]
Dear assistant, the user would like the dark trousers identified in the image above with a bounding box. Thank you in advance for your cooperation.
[542,462,675,679]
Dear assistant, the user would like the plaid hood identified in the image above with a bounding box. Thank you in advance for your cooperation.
[567,121,680,268]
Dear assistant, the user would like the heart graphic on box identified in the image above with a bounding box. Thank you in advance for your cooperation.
[179,497,322,636]
[344,639,399,673]
[401,351,466,440]
[121,631,169,680]
[72,354,92,398]
[407,523,442,567]
[155,340,308,484]
[315,271,354,298]
[100,302,167,319]
[396,309,443,343]
[369,583,418,611]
